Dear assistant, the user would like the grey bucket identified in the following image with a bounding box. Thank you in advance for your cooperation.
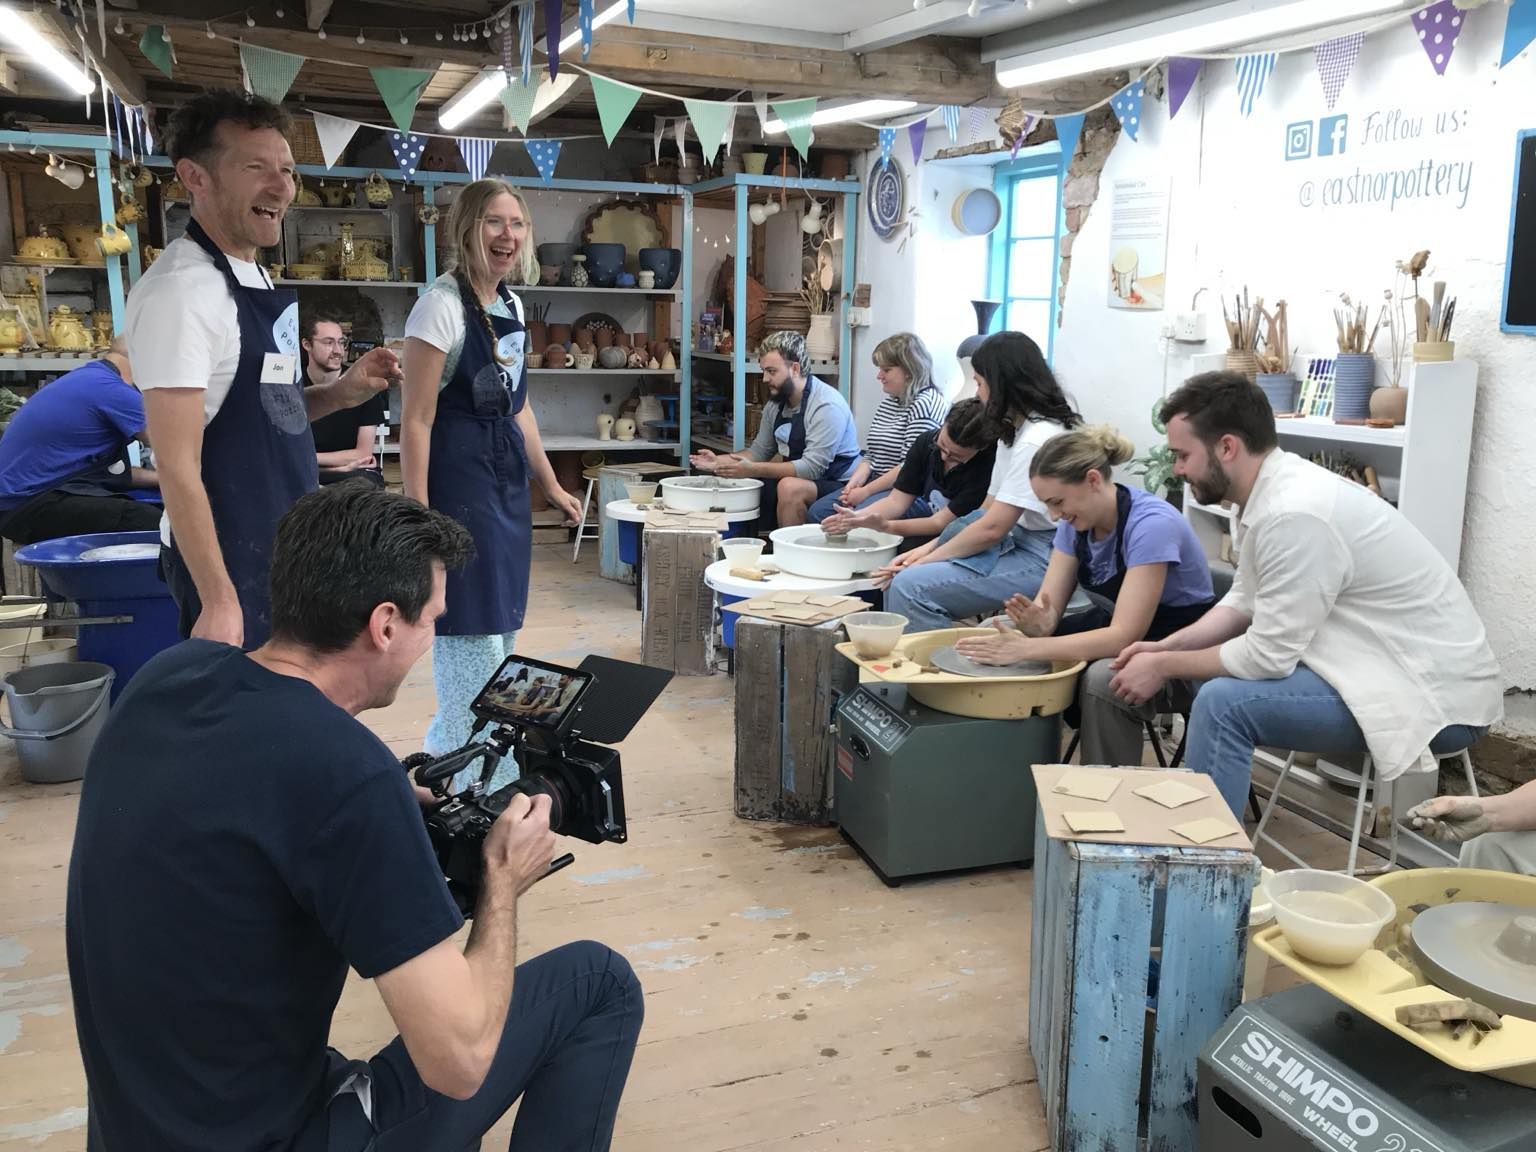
[0,661,115,784]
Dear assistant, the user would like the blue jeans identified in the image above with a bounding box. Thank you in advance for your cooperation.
[1186,664,1488,817]
[305,941,644,1152]
[884,526,1056,633]
[806,488,932,524]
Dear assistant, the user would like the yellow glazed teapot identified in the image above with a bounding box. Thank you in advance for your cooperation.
[0,308,24,353]
[49,306,92,351]
[293,173,322,207]
[18,226,70,264]
[320,181,351,207]
[364,172,393,208]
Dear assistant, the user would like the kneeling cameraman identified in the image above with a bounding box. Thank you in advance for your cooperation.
[67,481,644,1152]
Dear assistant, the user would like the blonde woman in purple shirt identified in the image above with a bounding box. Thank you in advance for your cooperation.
[956,424,1214,765]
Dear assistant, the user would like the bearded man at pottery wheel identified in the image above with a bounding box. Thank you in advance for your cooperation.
[689,330,861,531]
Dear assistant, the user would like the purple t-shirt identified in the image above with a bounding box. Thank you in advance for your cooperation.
[1052,484,1213,608]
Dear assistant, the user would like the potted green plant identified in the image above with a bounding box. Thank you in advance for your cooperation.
[1128,398,1184,509]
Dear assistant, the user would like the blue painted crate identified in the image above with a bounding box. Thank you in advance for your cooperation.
[1029,804,1256,1152]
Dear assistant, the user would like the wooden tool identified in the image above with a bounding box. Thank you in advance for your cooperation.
[1416,296,1432,342]
[730,566,768,581]
[1430,280,1446,334]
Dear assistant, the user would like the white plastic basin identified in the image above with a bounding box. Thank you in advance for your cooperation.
[1268,869,1396,966]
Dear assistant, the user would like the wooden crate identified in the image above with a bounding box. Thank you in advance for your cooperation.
[733,615,856,824]
[640,526,717,676]
[2,537,41,598]
[1029,802,1256,1152]
[598,462,683,582]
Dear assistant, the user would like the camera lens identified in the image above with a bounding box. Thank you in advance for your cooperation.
[502,768,575,835]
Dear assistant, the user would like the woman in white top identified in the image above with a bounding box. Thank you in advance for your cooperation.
[401,179,581,761]
[808,332,947,523]
[878,330,1081,633]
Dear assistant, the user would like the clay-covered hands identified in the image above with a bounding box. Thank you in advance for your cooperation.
[688,449,748,478]
[1108,641,1168,706]
[1404,796,1492,843]
[335,345,402,408]
[1005,590,1059,638]
[822,505,887,536]
[688,449,719,473]
[955,618,1046,666]
[869,546,924,589]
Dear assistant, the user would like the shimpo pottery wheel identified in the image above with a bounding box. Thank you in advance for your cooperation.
[928,646,1053,679]
[1409,902,1536,1021]
[768,526,900,581]
[661,475,762,513]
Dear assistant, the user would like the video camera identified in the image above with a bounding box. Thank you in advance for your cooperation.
[405,653,672,914]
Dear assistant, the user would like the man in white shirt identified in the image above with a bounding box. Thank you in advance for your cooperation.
[127,89,398,650]
[1109,371,1502,817]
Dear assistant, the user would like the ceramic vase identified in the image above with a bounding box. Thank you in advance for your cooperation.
[1224,350,1260,384]
[570,255,589,288]
[635,395,664,429]
[956,299,1002,364]
[1332,353,1376,420]
[806,313,836,363]
[1256,372,1299,414]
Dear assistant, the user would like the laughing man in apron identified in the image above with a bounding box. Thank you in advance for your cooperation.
[401,179,582,762]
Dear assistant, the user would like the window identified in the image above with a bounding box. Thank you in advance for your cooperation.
[989,150,1065,360]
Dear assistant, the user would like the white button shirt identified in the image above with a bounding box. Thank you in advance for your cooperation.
[1218,450,1502,781]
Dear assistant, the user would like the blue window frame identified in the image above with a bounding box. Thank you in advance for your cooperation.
[988,147,1065,360]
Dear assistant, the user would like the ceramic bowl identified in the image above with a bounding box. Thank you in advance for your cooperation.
[842,611,908,658]
[527,354,544,369]
[625,481,659,504]
[1268,869,1396,966]
[720,537,766,569]
[582,243,626,288]
[638,247,682,289]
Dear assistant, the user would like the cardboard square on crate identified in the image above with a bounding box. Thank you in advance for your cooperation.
[725,593,869,627]
[1064,810,1126,834]
[1031,764,1248,850]
[646,510,726,531]
[1134,779,1207,809]
[1170,817,1239,845]
[1053,771,1121,802]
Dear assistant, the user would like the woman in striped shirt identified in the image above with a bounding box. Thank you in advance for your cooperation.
[808,332,948,524]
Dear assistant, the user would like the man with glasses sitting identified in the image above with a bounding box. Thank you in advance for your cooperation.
[302,311,386,488]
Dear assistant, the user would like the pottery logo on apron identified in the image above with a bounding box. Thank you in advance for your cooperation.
[775,421,793,458]
[260,300,309,435]
[470,330,525,411]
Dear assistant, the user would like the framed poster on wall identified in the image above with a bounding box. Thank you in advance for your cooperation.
[1107,178,1169,311]
[1500,129,1536,334]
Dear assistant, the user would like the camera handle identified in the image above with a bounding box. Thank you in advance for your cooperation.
[411,723,522,796]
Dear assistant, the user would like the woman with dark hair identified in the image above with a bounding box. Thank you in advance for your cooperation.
[877,330,1081,632]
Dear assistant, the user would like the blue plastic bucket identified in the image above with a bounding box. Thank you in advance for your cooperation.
[618,520,640,566]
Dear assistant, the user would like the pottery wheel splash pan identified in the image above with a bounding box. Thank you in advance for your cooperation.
[928,646,1052,679]
[1410,902,1536,1022]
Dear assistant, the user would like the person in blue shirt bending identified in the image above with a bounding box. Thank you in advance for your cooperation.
[0,337,161,545]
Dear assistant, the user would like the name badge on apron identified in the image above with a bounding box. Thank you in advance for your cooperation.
[260,352,297,386]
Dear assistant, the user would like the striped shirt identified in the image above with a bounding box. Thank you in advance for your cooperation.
[864,386,947,476]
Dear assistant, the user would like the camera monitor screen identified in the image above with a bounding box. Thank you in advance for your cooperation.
[472,655,593,730]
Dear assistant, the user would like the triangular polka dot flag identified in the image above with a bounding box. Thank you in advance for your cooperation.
[310,111,360,169]
[525,138,562,184]
[591,74,643,146]
[684,98,734,163]
[240,43,305,104]
[1109,79,1145,142]
[371,67,434,135]
[877,126,896,170]
[501,76,540,135]
[942,104,961,143]
[389,131,426,183]
[771,98,817,160]
[457,137,494,182]
[1235,53,1277,118]
[1502,0,1536,67]
[1313,33,1362,109]
[908,118,927,166]
[579,0,595,58]
[1413,1,1466,76]
[1167,58,1202,120]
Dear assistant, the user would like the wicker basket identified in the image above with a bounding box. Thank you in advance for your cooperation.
[286,117,326,167]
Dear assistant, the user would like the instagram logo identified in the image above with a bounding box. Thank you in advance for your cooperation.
[1285,121,1314,161]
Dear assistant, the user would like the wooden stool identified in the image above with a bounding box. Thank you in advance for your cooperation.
[571,465,605,562]
[1029,801,1255,1152]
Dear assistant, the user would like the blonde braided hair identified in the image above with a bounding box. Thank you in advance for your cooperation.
[446,179,536,367]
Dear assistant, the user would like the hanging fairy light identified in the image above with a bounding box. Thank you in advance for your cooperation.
[246,14,256,27]
[399,31,408,43]
[275,6,285,16]
[317,27,326,39]
[435,30,444,40]
[356,30,366,43]
[205,22,216,38]
[113,17,124,34]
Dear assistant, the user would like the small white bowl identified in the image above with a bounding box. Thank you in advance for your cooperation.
[720,537,766,569]
[625,481,658,504]
[1267,869,1396,966]
[843,611,908,658]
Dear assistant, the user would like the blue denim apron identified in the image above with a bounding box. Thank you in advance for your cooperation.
[162,220,317,648]
[429,279,530,636]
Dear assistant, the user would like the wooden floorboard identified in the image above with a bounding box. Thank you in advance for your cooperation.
[0,544,1360,1150]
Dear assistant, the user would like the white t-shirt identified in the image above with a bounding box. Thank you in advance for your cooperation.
[986,417,1067,532]
[124,234,291,544]
[403,274,522,385]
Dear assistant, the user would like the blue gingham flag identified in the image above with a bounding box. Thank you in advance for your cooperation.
[457,137,494,181]
[525,137,562,183]
[1109,79,1145,142]
[1314,32,1362,109]
[1236,53,1277,118]
[389,131,426,182]
[877,126,896,169]
[942,104,961,143]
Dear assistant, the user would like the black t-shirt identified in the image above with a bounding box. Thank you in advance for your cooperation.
[893,430,996,519]
[308,388,387,456]
[66,640,463,1152]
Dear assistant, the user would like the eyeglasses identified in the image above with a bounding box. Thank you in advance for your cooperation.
[311,337,349,349]
[480,216,529,234]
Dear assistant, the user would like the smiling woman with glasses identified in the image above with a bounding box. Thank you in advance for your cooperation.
[399,178,581,767]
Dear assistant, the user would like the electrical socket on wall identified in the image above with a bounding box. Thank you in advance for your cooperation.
[1172,312,1207,343]
[847,307,872,328]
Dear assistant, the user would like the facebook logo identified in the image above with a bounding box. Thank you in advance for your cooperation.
[1317,114,1348,156]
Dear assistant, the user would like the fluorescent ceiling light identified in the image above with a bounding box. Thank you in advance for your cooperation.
[996,0,1408,87]
[559,0,627,53]
[439,68,507,131]
[0,7,94,96]
[764,99,917,134]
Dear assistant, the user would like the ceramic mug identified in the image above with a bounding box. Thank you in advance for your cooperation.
[637,271,656,289]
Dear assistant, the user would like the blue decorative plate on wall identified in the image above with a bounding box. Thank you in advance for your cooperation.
[867,157,906,241]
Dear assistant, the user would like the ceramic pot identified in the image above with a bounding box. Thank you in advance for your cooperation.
[545,344,568,369]
[635,394,664,429]
[637,271,656,289]
[616,271,637,288]
[806,314,836,363]
[743,152,769,175]
[540,264,562,286]
[548,323,572,347]
[615,416,637,441]
[573,325,593,350]
[574,352,595,370]
[597,413,615,440]
[631,331,649,351]
[598,346,628,369]
[570,255,590,288]
[1369,385,1408,426]
[537,242,577,285]
[1224,349,1260,384]
[1332,353,1377,420]
[582,243,626,287]
[1256,372,1299,414]
[526,354,544,369]
[364,172,392,208]
[595,327,614,350]
[637,247,682,289]
[1412,341,1454,363]
[527,321,548,353]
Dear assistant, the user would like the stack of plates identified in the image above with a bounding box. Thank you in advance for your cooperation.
[763,292,810,336]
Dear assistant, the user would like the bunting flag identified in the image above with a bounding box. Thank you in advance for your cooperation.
[544,0,562,79]
[1413,1,1466,75]
[907,118,927,165]
[1054,113,1085,165]
[1235,53,1277,117]
[591,74,643,145]
[752,92,770,133]
[673,116,689,162]
[389,131,427,182]
[1167,58,1202,120]
[138,25,173,79]
[1502,0,1536,67]
[685,98,734,162]
[579,0,595,58]
[500,76,540,135]
[942,104,961,143]
[1109,79,1145,142]
[240,43,305,104]
[525,138,562,183]
[1011,115,1035,159]
[629,0,636,19]
[720,103,738,154]
[311,111,361,169]
[371,67,433,134]
[877,126,896,169]
[457,137,494,181]
[970,106,990,142]
[520,2,534,85]
[653,116,666,164]
[1314,33,1363,108]
[771,97,817,159]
